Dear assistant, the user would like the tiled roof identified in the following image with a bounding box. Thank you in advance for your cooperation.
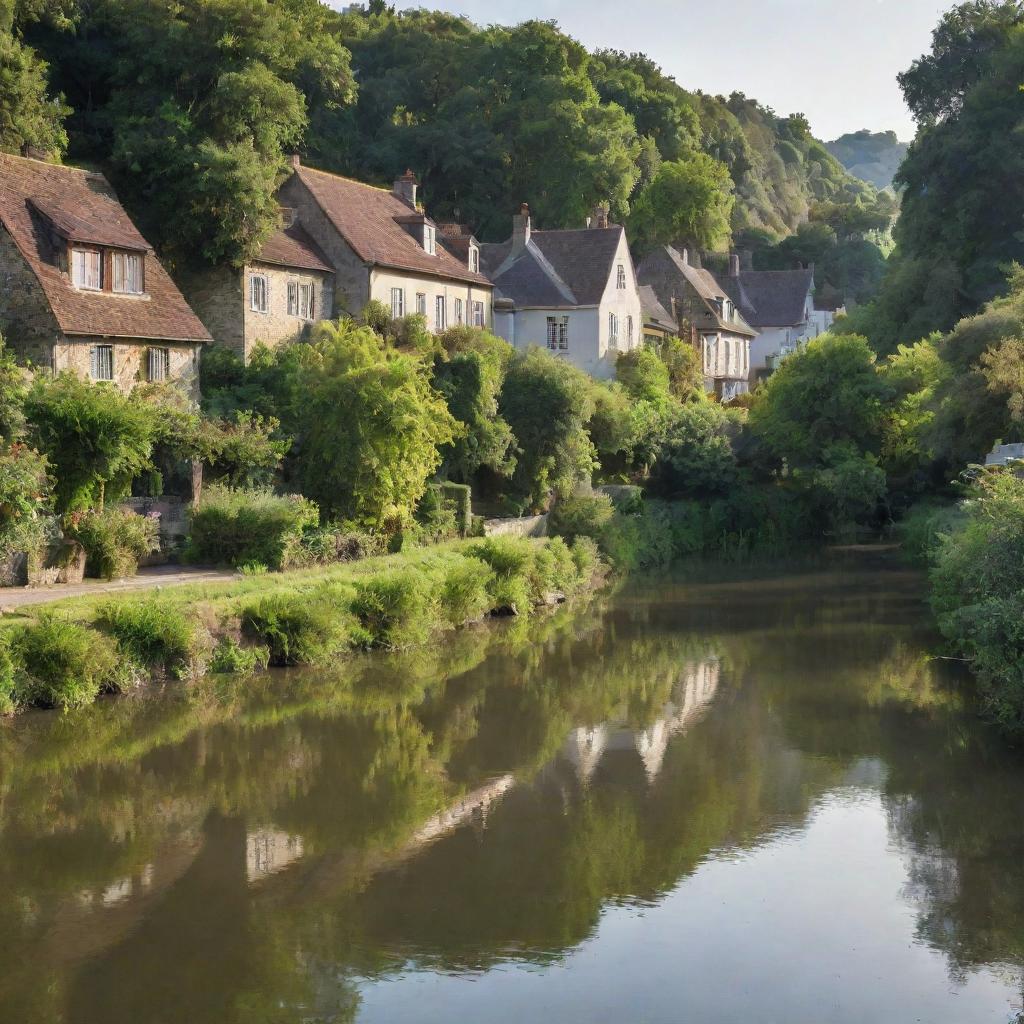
[0,153,211,343]
[720,268,814,328]
[255,223,333,274]
[639,285,676,333]
[293,166,491,287]
[479,226,626,308]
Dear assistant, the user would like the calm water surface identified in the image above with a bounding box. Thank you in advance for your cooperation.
[2,557,1024,1023]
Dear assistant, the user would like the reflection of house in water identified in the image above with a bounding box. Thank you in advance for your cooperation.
[562,659,720,784]
[247,830,305,883]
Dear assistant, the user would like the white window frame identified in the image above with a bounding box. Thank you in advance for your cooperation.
[608,312,619,349]
[90,344,114,381]
[250,273,269,314]
[468,245,479,273]
[547,315,569,351]
[287,280,298,317]
[423,224,436,255]
[472,300,485,327]
[390,287,405,318]
[298,282,314,320]
[616,264,626,289]
[415,292,427,316]
[454,297,464,324]
[72,248,102,290]
[148,346,170,382]
[111,252,143,294]
[435,294,447,331]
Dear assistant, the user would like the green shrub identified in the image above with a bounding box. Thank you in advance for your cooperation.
[188,486,319,570]
[439,556,494,626]
[898,500,965,567]
[489,572,532,615]
[549,495,615,545]
[527,536,579,599]
[13,616,124,709]
[0,642,16,715]
[352,570,435,648]
[294,525,383,567]
[241,591,351,666]
[570,536,601,578]
[209,636,270,675]
[64,507,159,579]
[414,485,460,543]
[98,600,206,679]
[470,536,533,578]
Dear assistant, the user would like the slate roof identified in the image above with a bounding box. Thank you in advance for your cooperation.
[292,166,491,287]
[255,223,333,274]
[720,268,814,328]
[479,225,626,308]
[0,152,211,343]
[639,285,677,333]
[641,245,757,338]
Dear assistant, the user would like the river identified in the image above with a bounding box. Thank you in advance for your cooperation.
[1,556,1023,1023]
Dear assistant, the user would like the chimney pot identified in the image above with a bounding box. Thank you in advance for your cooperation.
[290,153,301,168]
[591,204,609,230]
[681,247,690,266]
[729,253,740,278]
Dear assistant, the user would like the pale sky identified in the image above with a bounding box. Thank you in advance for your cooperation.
[393,0,954,141]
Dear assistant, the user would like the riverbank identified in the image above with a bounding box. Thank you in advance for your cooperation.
[0,534,607,715]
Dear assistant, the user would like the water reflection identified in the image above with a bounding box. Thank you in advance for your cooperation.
[0,562,1022,1022]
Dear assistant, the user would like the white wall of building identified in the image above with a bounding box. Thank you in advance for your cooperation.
[369,267,492,330]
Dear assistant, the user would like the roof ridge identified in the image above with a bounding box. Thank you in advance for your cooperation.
[296,164,393,194]
[523,240,576,304]
[0,152,104,178]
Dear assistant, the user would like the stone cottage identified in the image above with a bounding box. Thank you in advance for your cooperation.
[0,151,211,396]
[182,215,335,364]
[637,245,757,400]
[480,204,644,380]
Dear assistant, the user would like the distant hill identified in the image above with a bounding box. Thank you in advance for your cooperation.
[826,131,909,190]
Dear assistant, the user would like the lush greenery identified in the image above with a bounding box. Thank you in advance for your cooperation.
[0,533,605,712]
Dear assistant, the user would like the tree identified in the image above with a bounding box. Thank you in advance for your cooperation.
[292,321,459,527]
[499,348,596,510]
[748,334,893,467]
[24,374,157,512]
[431,326,516,483]
[629,154,734,252]
[657,335,704,402]
[0,27,68,156]
[648,401,736,498]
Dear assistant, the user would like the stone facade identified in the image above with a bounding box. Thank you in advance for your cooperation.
[58,336,201,398]
[0,226,62,367]
[182,261,334,362]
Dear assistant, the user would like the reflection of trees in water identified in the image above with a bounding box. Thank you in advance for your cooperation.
[1,566,1021,1020]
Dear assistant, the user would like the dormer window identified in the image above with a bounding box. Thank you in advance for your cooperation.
[423,224,436,255]
[71,249,102,290]
[468,244,480,274]
[112,252,143,294]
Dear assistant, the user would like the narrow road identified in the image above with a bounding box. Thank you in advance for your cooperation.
[0,566,239,610]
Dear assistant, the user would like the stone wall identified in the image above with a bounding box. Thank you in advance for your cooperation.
[279,174,371,316]
[483,513,549,539]
[0,226,61,366]
[242,261,334,361]
[177,265,245,355]
[60,337,202,400]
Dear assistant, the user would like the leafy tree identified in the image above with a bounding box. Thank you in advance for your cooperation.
[657,335,704,402]
[0,25,68,155]
[648,401,736,497]
[24,374,157,512]
[431,326,516,484]
[749,334,893,466]
[499,348,596,510]
[629,154,734,252]
[615,348,671,405]
[292,321,460,527]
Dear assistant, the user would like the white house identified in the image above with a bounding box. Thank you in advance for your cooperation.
[636,245,757,400]
[479,204,643,379]
[720,254,836,381]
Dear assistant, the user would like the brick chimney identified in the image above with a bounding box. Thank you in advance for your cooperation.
[680,247,690,266]
[729,253,740,278]
[393,169,418,208]
[591,204,609,229]
[289,153,301,169]
[512,203,531,253]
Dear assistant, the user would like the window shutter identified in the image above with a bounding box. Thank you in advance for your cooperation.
[90,346,97,379]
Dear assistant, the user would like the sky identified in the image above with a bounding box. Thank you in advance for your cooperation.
[395,0,955,141]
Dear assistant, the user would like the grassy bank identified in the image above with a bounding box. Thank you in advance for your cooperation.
[0,534,606,714]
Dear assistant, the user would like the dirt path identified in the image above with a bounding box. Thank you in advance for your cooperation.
[0,566,239,610]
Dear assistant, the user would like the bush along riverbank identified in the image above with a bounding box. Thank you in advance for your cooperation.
[901,470,1024,737]
[0,534,606,714]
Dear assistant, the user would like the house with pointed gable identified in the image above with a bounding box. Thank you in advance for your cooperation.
[183,161,493,363]
[0,151,211,396]
[636,244,757,400]
[479,204,643,380]
[719,254,836,381]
